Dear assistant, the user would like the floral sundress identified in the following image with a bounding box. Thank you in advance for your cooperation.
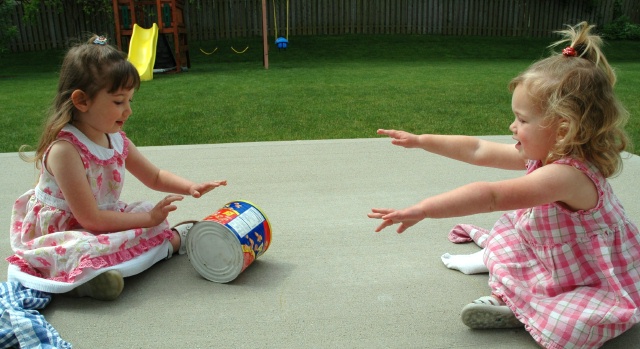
[7,124,173,283]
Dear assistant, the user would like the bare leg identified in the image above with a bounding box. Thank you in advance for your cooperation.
[169,230,180,255]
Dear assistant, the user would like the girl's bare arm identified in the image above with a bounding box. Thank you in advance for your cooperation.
[377,129,526,170]
[125,143,226,197]
[370,163,597,233]
[47,141,177,232]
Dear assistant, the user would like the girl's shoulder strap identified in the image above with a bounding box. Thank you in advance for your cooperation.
[553,157,595,173]
[525,159,542,174]
[553,157,605,187]
[552,157,607,212]
[62,124,126,162]
[42,128,84,175]
[58,124,93,157]
[109,130,130,158]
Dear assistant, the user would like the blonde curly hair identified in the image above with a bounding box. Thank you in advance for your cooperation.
[509,22,630,178]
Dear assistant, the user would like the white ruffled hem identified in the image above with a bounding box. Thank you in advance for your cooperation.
[7,241,171,293]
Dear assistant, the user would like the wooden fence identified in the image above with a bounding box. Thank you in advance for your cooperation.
[8,0,640,52]
[9,2,114,52]
[190,0,639,39]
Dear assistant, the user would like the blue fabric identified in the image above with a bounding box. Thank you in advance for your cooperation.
[0,282,72,349]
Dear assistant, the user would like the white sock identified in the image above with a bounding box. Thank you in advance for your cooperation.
[474,233,488,248]
[441,249,488,274]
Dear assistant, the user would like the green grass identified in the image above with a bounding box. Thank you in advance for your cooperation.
[1,34,639,154]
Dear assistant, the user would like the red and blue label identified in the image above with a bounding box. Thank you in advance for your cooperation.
[202,200,272,271]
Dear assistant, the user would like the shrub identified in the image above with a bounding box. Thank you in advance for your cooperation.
[602,16,640,40]
[0,0,18,53]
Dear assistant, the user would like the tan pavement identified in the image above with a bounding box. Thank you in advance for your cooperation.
[1,136,639,348]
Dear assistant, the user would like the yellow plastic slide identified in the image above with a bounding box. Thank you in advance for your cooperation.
[128,23,159,81]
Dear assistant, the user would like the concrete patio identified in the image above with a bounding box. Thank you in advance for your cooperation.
[1,136,639,348]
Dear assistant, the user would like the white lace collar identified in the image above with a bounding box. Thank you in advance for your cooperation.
[62,124,124,160]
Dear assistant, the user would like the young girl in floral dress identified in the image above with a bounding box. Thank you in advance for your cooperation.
[369,22,639,348]
[7,35,227,301]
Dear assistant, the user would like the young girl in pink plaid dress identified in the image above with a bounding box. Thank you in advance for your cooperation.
[7,35,226,301]
[369,22,639,348]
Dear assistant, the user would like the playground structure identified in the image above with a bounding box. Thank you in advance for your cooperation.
[113,0,274,71]
[128,23,158,81]
[273,0,289,49]
[198,0,287,54]
[112,0,191,75]
[196,1,273,68]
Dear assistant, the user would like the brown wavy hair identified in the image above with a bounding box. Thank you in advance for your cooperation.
[509,22,630,178]
[19,34,140,168]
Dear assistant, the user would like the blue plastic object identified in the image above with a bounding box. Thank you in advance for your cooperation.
[275,37,289,50]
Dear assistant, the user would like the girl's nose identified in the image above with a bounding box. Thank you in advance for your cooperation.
[509,121,517,133]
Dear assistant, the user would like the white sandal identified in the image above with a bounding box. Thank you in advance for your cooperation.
[461,296,523,329]
[172,220,199,255]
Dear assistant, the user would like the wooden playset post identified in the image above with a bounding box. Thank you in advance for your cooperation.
[112,0,137,51]
[262,0,268,69]
[156,0,190,72]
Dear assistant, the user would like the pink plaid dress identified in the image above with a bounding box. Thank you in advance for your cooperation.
[7,125,173,283]
[485,158,640,349]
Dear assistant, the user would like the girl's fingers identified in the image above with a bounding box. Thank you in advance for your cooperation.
[375,219,395,232]
[378,129,399,138]
[168,194,184,200]
[161,195,184,206]
[192,180,228,197]
[370,208,394,215]
[204,180,227,189]
[163,204,178,213]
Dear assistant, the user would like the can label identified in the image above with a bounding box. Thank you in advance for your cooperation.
[202,201,271,271]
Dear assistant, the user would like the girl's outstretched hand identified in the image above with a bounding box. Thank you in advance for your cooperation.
[189,180,228,198]
[377,129,420,148]
[150,195,184,225]
[368,207,426,234]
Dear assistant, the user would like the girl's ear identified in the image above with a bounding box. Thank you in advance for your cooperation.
[70,90,90,112]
